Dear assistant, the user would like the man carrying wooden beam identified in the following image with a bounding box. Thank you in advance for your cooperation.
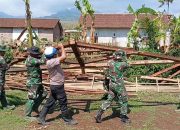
[0,45,15,110]
[95,49,131,124]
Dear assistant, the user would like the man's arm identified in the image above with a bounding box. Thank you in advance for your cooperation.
[56,44,66,62]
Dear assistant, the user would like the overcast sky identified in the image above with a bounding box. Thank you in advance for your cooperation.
[0,0,179,17]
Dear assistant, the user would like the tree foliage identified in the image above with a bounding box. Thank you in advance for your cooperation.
[127,5,158,50]
[75,0,95,43]
[158,0,174,12]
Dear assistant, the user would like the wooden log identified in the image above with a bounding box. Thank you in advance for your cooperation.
[141,76,178,82]
[136,52,180,62]
[70,43,85,74]
[161,70,180,83]
[76,42,134,53]
[130,60,174,65]
[150,64,180,77]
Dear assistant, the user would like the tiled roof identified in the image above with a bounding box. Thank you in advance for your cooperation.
[81,14,171,28]
[0,18,61,28]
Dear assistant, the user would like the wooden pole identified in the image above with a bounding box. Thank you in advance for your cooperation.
[25,0,33,47]
[156,79,160,92]
[135,77,138,92]
[178,78,180,90]
[91,75,95,89]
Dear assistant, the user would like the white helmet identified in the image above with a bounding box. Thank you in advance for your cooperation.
[44,46,57,59]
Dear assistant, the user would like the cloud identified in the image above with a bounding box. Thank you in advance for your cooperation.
[0,0,179,17]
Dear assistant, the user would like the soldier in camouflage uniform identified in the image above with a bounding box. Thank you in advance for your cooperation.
[95,49,131,124]
[0,45,15,110]
[25,46,47,119]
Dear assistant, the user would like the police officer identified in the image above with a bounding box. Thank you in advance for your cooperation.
[95,49,131,123]
[0,45,15,110]
[25,46,47,119]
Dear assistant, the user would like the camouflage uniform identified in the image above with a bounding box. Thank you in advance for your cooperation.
[95,50,131,123]
[101,60,129,115]
[25,54,47,117]
[0,45,15,109]
[0,56,9,107]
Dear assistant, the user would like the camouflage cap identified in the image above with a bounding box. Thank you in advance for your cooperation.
[113,49,127,60]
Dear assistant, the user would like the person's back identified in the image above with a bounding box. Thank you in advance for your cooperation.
[24,46,47,118]
[26,55,44,86]
[0,56,7,86]
[0,45,15,110]
[46,58,64,85]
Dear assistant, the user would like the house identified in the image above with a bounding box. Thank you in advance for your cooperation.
[81,14,171,47]
[0,18,63,42]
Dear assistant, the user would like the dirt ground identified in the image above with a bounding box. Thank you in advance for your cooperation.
[1,91,180,130]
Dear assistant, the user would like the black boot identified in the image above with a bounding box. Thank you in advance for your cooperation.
[61,111,78,125]
[120,114,131,124]
[37,107,49,125]
[95,109,104,123]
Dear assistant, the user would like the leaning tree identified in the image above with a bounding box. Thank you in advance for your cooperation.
[23,0,33,47]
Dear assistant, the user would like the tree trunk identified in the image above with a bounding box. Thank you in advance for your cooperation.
[25,0,33,47]
[90,20,95,44]
[82,16,87,43]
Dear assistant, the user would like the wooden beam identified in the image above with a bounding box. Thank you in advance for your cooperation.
[141,76,178,82]
[130,60,174,65]
[17,28,27,40]
[161,70,180,83]
[76,42,134,53]
[150,64,180,77]
[70,43,85,74]
[136,52,180,62]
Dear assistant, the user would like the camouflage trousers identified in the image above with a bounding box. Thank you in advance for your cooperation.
[0,84,8,108]
[100,81,128,115]
[25,84,47,116]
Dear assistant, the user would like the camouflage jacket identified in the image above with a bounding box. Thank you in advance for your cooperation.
[0,56,8,86]
[25,55,46,87]
[108,59,129,83]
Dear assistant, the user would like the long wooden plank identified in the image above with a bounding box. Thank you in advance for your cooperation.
[76,42,134,53]
[151,64,180,77]
[130,60,174,65]
[141,76,178,82]
[137,52,180,62]
[70,43,85,74]
[161,70,180,83]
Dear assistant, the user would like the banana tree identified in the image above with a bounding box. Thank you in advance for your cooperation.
[169,16,180,48]
[24,0,33,47]
[82,0,95,44]
[127,4,157,50]
[75,0,95,43]
[158,0,174,13]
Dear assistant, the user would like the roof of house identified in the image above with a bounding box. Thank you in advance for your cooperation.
[81,14,171,29]
[0,18,61,29]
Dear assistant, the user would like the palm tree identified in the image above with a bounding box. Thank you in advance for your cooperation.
[158,0,174,13]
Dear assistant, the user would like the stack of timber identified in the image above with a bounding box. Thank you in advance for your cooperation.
[5,42,180,95]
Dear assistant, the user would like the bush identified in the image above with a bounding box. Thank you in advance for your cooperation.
[125,48,179,82]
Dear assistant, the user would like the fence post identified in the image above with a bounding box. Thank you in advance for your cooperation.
[136,77,138,92]
[156,79,160,92]
[178,78,180,90]
[91,75,95,89]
